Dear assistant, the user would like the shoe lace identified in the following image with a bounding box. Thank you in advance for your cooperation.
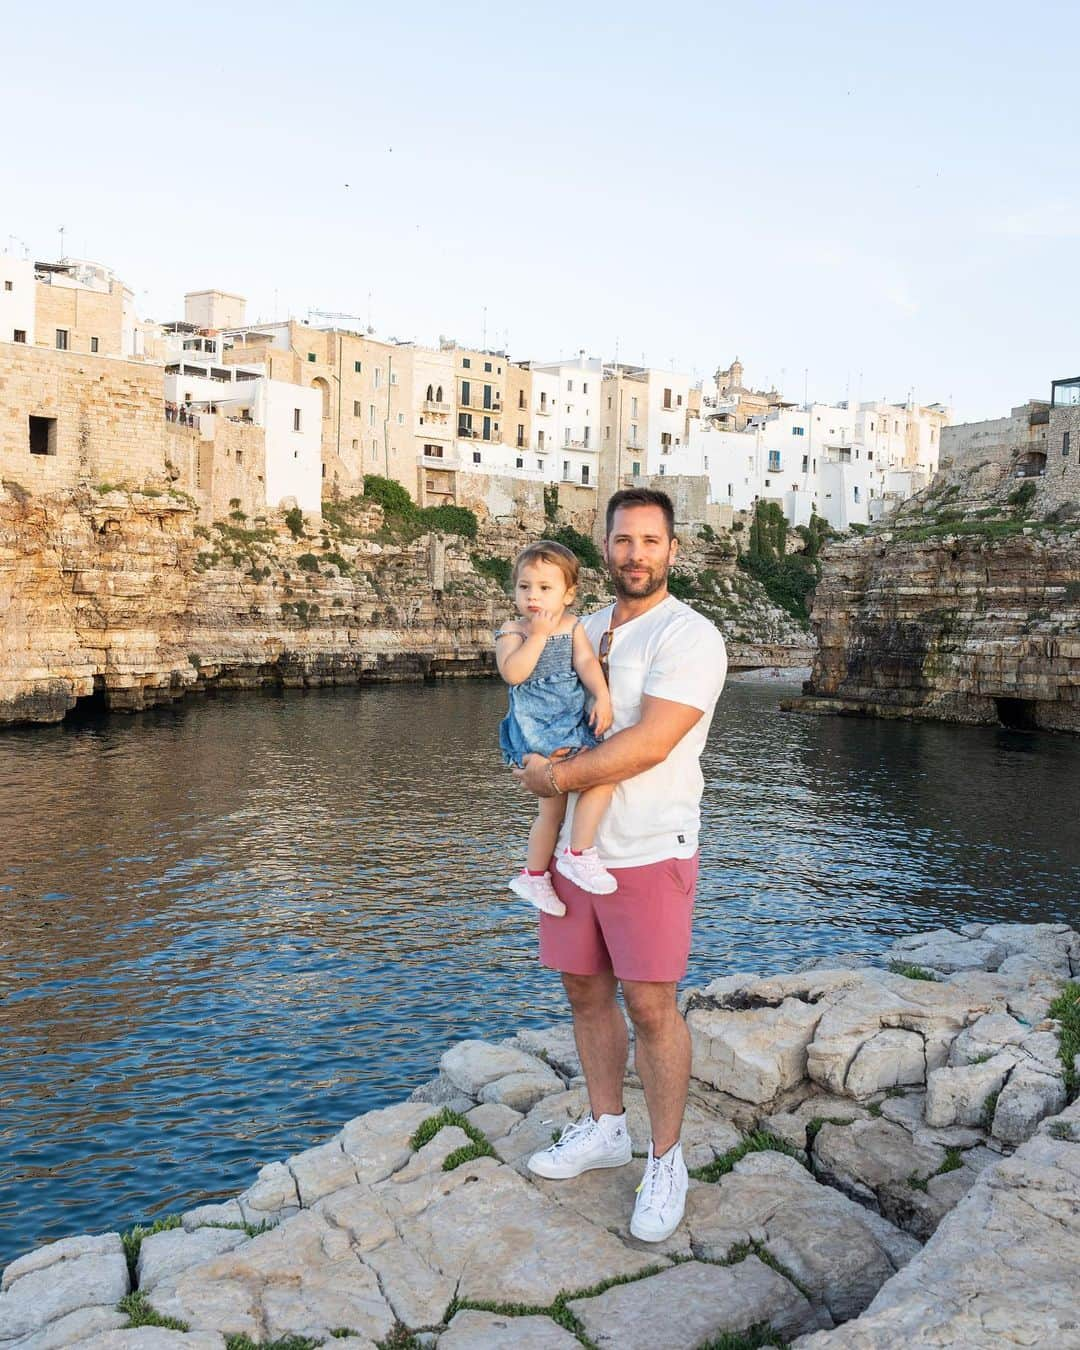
[636,1152,676,1214]
[549,1114,597,1154]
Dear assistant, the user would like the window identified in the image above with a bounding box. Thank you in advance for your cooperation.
[483,385,492,410]
[764,477,770,487]
[583,382,589,394]
[631,397,639,418]
[630,423,638,445]
[517,424,525,447]
[1065,431,1072,457]
[424,443,444,459]
[459,413,472,435]
[374,368,382,389]
[663,388,672,408]
[3,280,11,292]
[369,404,376,427]
[472,450,481,464]
[659,464,666,476]
[461,380,470,405]
[867,451,873,461]
[632,461,641,476]
[436,385,443,402]
[55,329,69,351]
[802,455,809,473]
[677,394,682,406]
[426,384,434,401]
[768,450,781,471]
[727,483,733,497]
[484,361,492,372]
[88,336,99,353]
[563,460,570,478]
[482,415,491,440]
[854,486,861,503]
[583,426,590,447]
[540,392,548,410]
[567,379,573,392]
[661,432,672,452]
[604,425,610,441]
[581,465,590,485]
[518,390,526,408]
[353,400,362,417]
[307,352,316,363]
[536,458,543,470]
[352,439,358,450]
[537,430,545,449]
[564,428,571,446]
[397,413,405,425]
[13,329,26,343]
[930,427,936,443]
[792,425,805,436]
[462,357,471,368]
[236,449,243,465]
[293,408,302,431]
[607,396,612,409]
[354,360,362,373]
[29,415,57,456]
[516,457,524,469]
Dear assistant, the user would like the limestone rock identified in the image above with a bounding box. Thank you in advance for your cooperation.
[884,933,1004,974]
[763,1095,870,1152]
[236,1160,299,1229]
[437,1310,580,1348]
[991,1066,1067,1146]
[408,1073,475,1113]
[491,1088,589,1170]
[0,1233,129,1342]
[180,1201,244,1233]
[811,1119,945,1211]
[287,1140,359,1207]
[924,1053,1015,1128]
[2,1305,127,1350]
[385,1156,658,1305]
[478,1067,564,1113]
[688,1151,918,1322]
[147,1210,394,1343]
[339,1101,432,1185]
[948,1012,1027,1066]
[532,1159,695,1260]
[509,1024,582,1080]
[794,1116,1080,1347]
[844,1030,926,1098]
[360,1239,455,1328]
[136,1227,249,1294]
[440,1040,553,1097]
[312,1187,396,1253]
[688,996,824,1104]
[68,1334,224,1350]
[464,1102,522,1140]
[568,1257,822,1348]
[389,1127,471,1184]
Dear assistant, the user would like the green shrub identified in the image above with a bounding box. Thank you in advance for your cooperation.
[362,474,414,516]
[360,474,478,539]
[551,524,602,570]
[296,553,320,572]
[284,507,305,538]
[1049,981,1080,1099]
[471,554,513,589]
[543,483,559,522]
[1007,481,1037,511]
[419,503,478,539]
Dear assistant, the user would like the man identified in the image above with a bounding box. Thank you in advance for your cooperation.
[513,487,727,1242]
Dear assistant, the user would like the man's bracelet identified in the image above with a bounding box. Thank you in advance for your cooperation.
[545,759,564,796]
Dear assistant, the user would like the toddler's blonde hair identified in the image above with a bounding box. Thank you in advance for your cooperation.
[511,540,580,589]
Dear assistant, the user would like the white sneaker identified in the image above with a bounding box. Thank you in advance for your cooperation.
[554,847,617,895]
[508,870,566,916]
[510,864,569,918]
[630,1141,688,1242]
[527,1112,631,1180]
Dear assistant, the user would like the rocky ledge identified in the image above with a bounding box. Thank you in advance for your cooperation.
[3,922,1078,1350]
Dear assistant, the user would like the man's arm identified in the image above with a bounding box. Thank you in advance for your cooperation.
[512,693,703,797]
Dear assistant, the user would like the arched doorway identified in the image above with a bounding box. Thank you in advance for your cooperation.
[311,376,331,419]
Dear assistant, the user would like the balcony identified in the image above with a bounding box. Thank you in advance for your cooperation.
[563,439,594,451]
[461,398,502,413]
[534,404,552,416]
[423,399,451,413]
[418,446,459,468]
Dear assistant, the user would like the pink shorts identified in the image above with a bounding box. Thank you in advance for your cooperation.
[539,853,699,983]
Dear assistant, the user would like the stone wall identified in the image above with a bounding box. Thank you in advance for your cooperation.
[0,485,498,726]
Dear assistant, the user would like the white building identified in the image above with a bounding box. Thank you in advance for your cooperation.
[0,255,35,345]
[531,353,603,489]
[684,396,949,531]
[164,347,322,512]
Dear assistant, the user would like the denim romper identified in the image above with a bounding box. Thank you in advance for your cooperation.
[497,623,599,769]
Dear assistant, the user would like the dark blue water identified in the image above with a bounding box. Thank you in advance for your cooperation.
[2,678,1079,1265]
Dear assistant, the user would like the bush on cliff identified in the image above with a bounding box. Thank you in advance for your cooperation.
[549,524,603,570]
[737,501,826,623]
[361,474,478,540]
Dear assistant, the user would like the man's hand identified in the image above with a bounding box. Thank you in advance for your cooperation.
[513,751,559,797]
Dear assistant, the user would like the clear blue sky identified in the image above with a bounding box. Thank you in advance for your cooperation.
[4,0,1077,421]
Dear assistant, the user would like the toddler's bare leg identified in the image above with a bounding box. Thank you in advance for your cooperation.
[570,782,616,853]
[527,794,567,873]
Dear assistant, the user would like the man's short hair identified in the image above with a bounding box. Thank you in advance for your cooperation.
[605,488,676,539]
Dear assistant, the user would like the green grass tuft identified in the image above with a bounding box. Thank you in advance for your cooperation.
[375,1326,424,1350]
[689,1131,807,1184]
[1049,981,1080,1100]
[408,1107,498,1170]
[118,1293,189,1331]
[981,1088,1001,1134]
[699,1327,788,1350]
[887,961,940,982]
[938,1147,964,1175]
[119,1215,182,1282]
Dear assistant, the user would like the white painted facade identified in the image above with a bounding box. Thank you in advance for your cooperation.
[646,370,693,475]
[685,398,949,531]
[0,256,35,345]
[164,359,322,513]
[531,354,603,489]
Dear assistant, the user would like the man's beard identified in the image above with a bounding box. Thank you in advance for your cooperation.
[611,561,669,600]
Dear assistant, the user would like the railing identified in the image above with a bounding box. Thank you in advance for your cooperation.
[564,439,592,450]
[535,404,552,415]
[423,400,451,412]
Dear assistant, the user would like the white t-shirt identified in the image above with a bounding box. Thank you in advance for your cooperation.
[558,595,728,868]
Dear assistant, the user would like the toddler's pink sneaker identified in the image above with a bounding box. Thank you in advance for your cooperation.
[508,870,566,916]
[555,846,617,895]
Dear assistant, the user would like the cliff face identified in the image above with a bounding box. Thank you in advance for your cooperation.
[799,529,1080,733]
[0,485,498,726]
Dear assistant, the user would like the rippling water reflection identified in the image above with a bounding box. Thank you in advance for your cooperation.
[2,678,1079,1262]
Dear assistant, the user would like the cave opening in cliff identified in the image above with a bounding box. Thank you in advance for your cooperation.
[995,697,1039,731]
[68,678,109,723]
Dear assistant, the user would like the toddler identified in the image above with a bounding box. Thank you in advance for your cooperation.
[496,541,616,915]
